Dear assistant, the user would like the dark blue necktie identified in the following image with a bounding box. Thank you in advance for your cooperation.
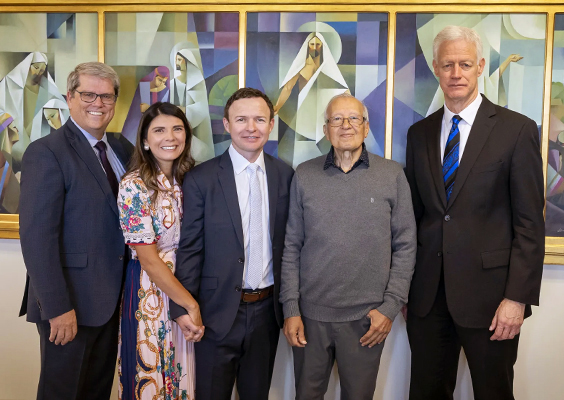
[443,115,461,201]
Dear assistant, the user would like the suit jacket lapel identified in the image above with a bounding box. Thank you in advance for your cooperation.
[218,151,245,249]
[65,120,119,216]
[426,109,448,209]
[447,96,497,208]
[107,133,129,169]
[264,154,278,240]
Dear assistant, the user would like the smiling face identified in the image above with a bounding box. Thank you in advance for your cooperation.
[144,114,186,171]
[67,74,116,140]
[433,39,485,112]
[223,97,274,162]
[323,96,369,153]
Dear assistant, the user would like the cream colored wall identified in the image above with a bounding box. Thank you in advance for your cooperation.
[1,238,563,400]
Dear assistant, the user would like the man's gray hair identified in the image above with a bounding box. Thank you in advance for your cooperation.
[433,25,483,62]
[67,62,120,96]
[324,93,369,123]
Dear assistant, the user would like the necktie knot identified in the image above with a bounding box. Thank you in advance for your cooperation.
[452,115,461,126]
[94,140,107,152]
[247,163,259,174]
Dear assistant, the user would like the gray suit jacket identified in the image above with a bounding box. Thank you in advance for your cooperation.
[19,119,131,327]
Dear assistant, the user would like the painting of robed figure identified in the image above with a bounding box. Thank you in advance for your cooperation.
[0,13,98,214]
[246,12,388,168]
[106,12,240,164]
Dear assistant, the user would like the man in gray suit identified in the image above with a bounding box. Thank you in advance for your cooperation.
[19,62,131,400]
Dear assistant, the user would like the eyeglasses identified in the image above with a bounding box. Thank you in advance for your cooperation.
[75,90,117,105]
[326,116,365,127]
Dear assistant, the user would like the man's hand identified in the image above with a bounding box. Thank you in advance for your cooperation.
[360,309,392,348]
[175,314,205,342]
[283,316,307,347]
[489,298,525,341]
[49,309,77,345]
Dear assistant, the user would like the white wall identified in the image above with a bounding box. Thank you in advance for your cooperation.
[1,238,563,400]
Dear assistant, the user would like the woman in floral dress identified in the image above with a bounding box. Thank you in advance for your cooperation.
[117,102,204,400]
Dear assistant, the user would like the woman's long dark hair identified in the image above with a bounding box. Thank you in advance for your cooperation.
[125,102,195,202]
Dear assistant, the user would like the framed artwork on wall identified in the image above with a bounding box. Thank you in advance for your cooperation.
[105,11,239,163]
[391,13,546,166]
[0,12,98,237]
[0,1,561,264]
[246,11,388,168]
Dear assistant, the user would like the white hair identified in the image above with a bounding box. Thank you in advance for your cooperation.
[324,93,369,122]
[433,25,483,62]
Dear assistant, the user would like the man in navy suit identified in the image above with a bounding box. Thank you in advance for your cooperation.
[19,62,131,400]
[170,88,294,400]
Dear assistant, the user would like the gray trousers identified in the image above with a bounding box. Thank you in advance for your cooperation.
[293,316,385,400]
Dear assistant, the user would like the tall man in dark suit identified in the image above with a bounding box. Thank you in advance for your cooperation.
[405,26,544,400]
[170,88,294,400]
[19,62,131,400]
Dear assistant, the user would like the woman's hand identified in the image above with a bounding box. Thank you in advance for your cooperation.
[176,313,205,342]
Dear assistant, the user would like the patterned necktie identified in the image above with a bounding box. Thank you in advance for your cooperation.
[94,141,119,198]
[443,115,461,201]
[246,163,263,289]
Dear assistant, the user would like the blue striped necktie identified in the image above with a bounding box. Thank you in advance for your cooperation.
[443,115,461,201]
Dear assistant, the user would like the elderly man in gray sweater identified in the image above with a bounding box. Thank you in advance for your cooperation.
[280,93,417,400]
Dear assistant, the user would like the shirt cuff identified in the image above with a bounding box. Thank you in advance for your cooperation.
[283,300,301,319]
[376,297,403,321]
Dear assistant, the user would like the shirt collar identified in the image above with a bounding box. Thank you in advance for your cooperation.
[71,116,108,148]
[324,142,369,172]
[228,144,266,175]
[443,93,482,126]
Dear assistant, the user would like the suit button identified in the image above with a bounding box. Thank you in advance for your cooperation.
[444,215,451,221]
[119,255,124,261]
[36,299,42,311]
[238,258,244,264]
[437,251,443,257]
[235,285,242,292]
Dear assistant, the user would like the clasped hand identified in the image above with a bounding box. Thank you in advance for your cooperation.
[176,307,205,342]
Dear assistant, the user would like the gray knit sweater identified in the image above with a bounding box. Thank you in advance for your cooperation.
[279,152,416,322]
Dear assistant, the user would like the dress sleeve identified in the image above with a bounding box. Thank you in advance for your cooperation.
[118,175,160,245]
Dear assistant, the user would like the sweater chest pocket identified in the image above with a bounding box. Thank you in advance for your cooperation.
[360,195,392,229]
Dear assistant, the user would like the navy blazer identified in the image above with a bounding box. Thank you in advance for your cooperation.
[170,150,294,341]
[19,119,131,327]
[405,95,545,328]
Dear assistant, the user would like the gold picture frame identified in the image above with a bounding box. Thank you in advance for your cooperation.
[0,0,563,264]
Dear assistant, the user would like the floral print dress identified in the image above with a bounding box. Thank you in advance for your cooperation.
[117,170,195,400]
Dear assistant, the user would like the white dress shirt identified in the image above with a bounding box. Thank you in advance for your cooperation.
[440,94,482,164]
[71,117,126,180]
[229,144,273,289]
